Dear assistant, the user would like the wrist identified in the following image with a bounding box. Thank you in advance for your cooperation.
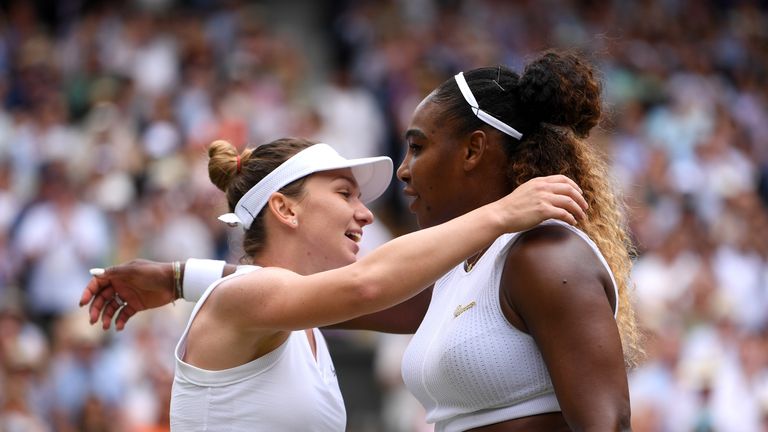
[172,261,183,300]
[484,201,507,236]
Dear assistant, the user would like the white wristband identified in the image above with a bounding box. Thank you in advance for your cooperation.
[182,258,227,302]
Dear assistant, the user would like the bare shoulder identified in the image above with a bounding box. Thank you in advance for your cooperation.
[501,224,615,321]
[507,224,605,278]
[206,266,299,313]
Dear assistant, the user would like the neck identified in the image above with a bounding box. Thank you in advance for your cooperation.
[451,184,508,220]
[253,243,315,276]
[254,234,341,276]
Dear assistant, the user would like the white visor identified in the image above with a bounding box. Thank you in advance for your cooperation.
[218,143,393,229]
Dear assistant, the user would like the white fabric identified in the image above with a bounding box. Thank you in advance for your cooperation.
[401,220,618,431]
[218,143,392,229]
[171,266,346,431]
[181,258,226,302]
[454,72,523,140]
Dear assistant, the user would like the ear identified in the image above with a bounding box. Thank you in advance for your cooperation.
[266,192,299,229]
[463,130,487,172]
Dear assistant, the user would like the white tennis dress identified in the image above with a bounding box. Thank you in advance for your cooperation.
[170,266,346,431]
[401,220,618,431]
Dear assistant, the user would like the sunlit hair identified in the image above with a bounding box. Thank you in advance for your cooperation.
[208,138,315,260]
[433,50,642,366]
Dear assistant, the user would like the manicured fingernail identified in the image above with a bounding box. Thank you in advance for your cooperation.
[90,268,105,276]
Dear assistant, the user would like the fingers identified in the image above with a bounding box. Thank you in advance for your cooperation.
[555,184,588,218]
[79,277,99,307]
[100,295,123,330]
[541,178,588,214]
[525,183,586,225]
[114,304,137,331]
[550,194,585,225]
[87,284,115,324]
[542,174,582,194]
[99,293,136,330]
[81,266,136,331]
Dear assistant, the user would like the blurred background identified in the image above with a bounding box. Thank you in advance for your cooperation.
[0,0,766,431]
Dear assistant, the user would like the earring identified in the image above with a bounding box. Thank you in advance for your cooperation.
[291,219,298,225]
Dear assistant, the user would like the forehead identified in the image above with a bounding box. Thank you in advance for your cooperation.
[309,168,358,187]
[408,95,467,151]
[406,97,443,139]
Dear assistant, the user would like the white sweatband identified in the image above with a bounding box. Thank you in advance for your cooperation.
[182,258,227,302]
[454,72,523,140]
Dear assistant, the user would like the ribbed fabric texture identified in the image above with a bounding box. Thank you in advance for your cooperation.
[170,266,346,431]
[401,220,618,432]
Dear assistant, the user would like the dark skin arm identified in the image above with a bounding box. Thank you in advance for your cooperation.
[498,225,630,431]
[79,260,238,330]
[324,286,432,333]
[80,259,429,334]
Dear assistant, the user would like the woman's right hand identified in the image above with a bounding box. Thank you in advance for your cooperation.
[495,175,588,233]
[79,259,177,331]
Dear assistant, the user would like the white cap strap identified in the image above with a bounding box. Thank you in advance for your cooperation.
[218,143,392,230]
[454,72,523,140]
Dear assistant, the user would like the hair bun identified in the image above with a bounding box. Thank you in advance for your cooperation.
[518,51,602,137]
[208,140,241,192]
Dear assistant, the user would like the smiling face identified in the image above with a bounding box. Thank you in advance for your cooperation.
[397,96,472,229]
[292,168,374,271]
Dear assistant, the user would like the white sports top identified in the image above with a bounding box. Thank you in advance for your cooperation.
[171,266,346,431]
[401,220,618,432]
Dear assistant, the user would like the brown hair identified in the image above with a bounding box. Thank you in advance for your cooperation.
[208,138,315,259]
[432,50,642,366]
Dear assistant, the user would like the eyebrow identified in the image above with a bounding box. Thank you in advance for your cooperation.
[405,128,428,140]
[332,174,362,198]
[333,174,359,188]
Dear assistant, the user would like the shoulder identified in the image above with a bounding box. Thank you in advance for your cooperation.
[501,223,615,315]
[213,266,296,297]
[206,267,297,311]
[202,266,301,332]
[507,223,597,270]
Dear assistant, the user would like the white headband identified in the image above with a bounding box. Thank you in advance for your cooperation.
[218,143,393,229]
[454,72,523,140]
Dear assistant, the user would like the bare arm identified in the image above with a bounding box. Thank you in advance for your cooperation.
[323,285,432,334]
[500,225,630,431]
[81,175,587,331]
[208,175,588,331]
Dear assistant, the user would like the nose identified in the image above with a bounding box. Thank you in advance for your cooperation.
[396,155,410,183]
[355,201,375,227]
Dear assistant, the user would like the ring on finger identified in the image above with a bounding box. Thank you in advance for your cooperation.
[114,294,125,308]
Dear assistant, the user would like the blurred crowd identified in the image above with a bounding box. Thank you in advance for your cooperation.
[0,0,766,431]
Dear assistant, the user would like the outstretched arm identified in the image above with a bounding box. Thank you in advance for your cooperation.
[82,175,587,331]
[324,285,433,334]
[219,175,588,331]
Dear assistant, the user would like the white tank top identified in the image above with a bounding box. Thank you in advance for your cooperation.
[401,220,618,432]
[170,266,346,431]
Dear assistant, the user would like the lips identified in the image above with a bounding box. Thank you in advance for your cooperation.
[345,231,362,243]
[403,187,419,213]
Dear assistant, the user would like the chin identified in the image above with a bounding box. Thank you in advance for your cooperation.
[338,254,358,267]
[415,214,436,230]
